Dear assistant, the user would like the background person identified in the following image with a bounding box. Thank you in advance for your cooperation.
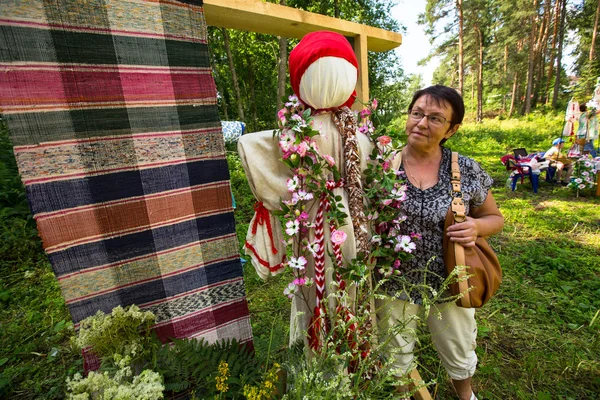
[376,85,504,400]
[543,138,574,185]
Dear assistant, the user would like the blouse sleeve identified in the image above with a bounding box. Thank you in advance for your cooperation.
[460,155,493,209]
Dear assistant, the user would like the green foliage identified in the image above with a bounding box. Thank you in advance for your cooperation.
[74,305,158,367]
[153,337,263,398]
[0,122,82,399]
[66,369,164,400]
[2,109,599,399]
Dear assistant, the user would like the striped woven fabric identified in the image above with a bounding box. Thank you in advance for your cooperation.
[0,0,252,367]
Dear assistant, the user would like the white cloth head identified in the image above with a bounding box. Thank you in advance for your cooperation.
[299,56,357,110]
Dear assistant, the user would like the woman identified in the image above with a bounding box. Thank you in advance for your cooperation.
[376,85,504,400]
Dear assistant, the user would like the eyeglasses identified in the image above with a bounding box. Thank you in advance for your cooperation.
[408,110,451,126]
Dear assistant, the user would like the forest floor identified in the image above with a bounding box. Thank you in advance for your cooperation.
[1,114,599,399]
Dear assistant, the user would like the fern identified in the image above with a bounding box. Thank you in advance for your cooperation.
[154,337,262,397]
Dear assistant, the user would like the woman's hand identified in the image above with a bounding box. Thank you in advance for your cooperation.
[446,216,479,247]
[447,190,504,248]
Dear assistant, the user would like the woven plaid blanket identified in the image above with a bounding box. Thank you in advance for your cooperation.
[0,0,252,368]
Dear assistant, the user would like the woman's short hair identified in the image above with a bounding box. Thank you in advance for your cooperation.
[408,85,465,126]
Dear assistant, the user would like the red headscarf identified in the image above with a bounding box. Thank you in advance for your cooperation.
[289,31,358,109]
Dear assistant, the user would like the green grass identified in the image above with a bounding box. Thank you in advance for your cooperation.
[1,114,599,398]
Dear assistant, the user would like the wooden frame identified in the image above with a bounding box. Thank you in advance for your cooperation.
[203,0,402,109]
[203,3,431,399]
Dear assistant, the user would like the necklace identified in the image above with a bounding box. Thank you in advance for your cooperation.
[403,151,441,190]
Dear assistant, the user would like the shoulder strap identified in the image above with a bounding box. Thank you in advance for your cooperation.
[449,152,471,307]
[450,152,466,223]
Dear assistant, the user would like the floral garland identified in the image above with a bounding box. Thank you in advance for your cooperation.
[273,94,416,309]
[567,154,599,191]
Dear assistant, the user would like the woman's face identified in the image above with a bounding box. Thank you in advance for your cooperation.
[405,94,460,152]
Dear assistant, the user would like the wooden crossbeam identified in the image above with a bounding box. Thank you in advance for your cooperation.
[203,0,402,52]
[203,0,402,107]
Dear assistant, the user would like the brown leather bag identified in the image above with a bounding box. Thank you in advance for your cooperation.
[442,152,502,308]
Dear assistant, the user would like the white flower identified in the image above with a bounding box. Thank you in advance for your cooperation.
[391,185,407,201]
[582,171,589,176]
[395,235,416,253]
[285,219,300,236]
[287,175,300,192]
[283,282,297,298]
[370,235,382,244]
[306,242,321,256]
[575,178,583,184]
[284,192,300,206]
[579,184,587,189]
[279,130,296,152]
[288,256,307,270]
[296,190,314,201]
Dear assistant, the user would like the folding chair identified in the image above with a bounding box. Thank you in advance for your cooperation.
[513,148,528,159]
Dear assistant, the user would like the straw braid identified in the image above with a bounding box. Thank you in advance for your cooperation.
[332,107,368,255]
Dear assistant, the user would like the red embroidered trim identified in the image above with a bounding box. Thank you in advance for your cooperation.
[252,201,278,255]
[244,241,285,273]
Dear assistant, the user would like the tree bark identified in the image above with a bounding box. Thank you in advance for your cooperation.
[457,0,464,94]
[276,0,288,113]
[524,0,537,115]
[246,55,257,131]
[590,0,600,61]
[532,0,551,108]
[545,0,561,104]
[552,0,567,107]
[222,28,244,121]
[509,71,519,117]
[476,25,484,122]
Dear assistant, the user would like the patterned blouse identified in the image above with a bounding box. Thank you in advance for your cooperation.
[379,146,493,304]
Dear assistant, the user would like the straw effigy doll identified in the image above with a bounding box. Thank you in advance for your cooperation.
[238,31,374,346]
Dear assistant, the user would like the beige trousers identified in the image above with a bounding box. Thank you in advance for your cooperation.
[376,297,478,380]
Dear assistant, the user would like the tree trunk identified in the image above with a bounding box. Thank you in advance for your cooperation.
[334,0,340,18]
[222,28,244,121]
[246,55,257,131]
[276,0,288,113]
[207,30,229,120]
[476,26,484,122]
[532,0,551,108]
[545,0,561,104]
[457,0,464,94]
[524,0,537,115]
[590,0,600,61]
[509,71,519,117]
[503,44,508,111]
[552,0,567,107]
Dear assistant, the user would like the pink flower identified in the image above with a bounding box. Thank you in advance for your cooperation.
[297,141,310,157]
[393,259,401,268]
[372,98,378,110]
[323,154,336,167]
[293,278,306,286]
[330,229,348,245]
[360,108,372,119]
[381,199,393,206]
[382,161,390,171]
[298,211,309,221]
[377,135,392,147]
[277,108,287,123]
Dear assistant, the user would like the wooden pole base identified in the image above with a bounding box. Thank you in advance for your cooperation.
[409,368,433,400]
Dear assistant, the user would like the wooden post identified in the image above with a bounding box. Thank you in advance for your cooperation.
[353,33,370,110]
